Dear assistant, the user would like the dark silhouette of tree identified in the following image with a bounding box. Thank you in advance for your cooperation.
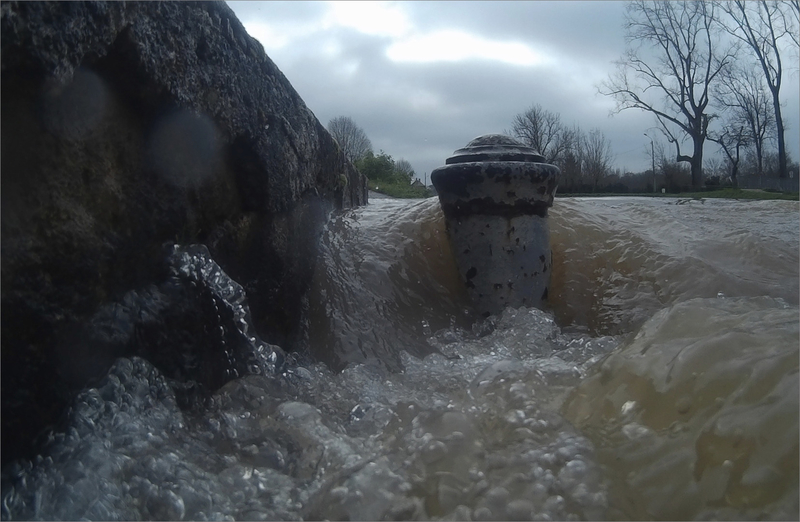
[791,1,800,45]
[712,63,774,176]
[655,140,693,191]
[709,125,749,183]
[511,104,571,163]
[554,125,585,192]
[716,0,798,178]
[354,151,394,182]
[327,116,373,162]
[600,1,737,188]
[581,128,615,192]
[394,159,415,184]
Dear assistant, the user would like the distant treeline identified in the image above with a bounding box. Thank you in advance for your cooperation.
[326,116,431,198]
[515,1,798,189]
[556,149,799,194]
[508,102,798,195]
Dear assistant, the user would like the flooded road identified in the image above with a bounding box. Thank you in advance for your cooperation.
[3,196,797,520]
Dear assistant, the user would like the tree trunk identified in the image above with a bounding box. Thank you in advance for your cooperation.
[756,138,764,176]
[691,134,704,188]
[774,94,787,178]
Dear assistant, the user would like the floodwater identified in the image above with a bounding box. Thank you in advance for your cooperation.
[2,196,798,520]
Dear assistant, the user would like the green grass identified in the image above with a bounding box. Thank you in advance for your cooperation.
[679,188,799,200]
[370,181,433,199]
[558,188,798,201]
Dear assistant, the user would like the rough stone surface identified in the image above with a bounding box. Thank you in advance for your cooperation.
[445,133,546,165]
[431,135,559,316]
[1,1,367,464]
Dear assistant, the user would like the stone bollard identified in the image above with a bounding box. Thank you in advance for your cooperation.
[431,134,559,317]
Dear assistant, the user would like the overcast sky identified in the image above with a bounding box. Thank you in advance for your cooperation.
[227,1,799,182]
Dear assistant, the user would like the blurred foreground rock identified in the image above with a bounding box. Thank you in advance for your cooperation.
[1,1,367,465]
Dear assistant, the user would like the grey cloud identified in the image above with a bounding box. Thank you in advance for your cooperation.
[228,1,800,179]
[401,2,627,65]
[226,1,324,26]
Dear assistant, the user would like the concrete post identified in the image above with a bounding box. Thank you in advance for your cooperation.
[431,134,559,317]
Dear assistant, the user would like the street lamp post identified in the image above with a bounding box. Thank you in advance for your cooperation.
[644,133,656,193]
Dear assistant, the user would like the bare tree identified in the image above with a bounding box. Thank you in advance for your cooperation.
[712,63,775,175]
[581,128,615,192]
[394,158,415,184]
[511,104,571,163]
[704,156,725,180]
[716,1,798,178]
[710,125,749,182]
[786,0,800,48]
[600,1,737,187]
[554,124,584,191]
[655,139,692,191]
[327,116,373,162]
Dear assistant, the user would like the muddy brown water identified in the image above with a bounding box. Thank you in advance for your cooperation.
[3,196,797,520]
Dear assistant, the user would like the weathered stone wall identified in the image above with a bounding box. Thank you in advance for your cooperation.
[1,1,367,464]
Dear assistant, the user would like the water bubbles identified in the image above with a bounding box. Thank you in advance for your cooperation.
[349,404,366,422]
[420,440,448,464]
[506,499,535,520]
[452,504,473,521]
[421,319,432,337]
[504,409,526,426]
[557,459,588,491]
[468,468,485,482]
[485,486,510,505]
[620,400,637,415]
[146,488,186,521]
[8,256,622,522]
[437,481,461,513]
[470,360,523,390]
[527,418,549,432]
[542,494,565,515]
[508,381,531,402]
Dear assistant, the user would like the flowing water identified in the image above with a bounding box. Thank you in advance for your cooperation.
[2,196,798,520]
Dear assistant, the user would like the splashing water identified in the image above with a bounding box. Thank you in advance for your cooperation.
[2,196,797,520]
